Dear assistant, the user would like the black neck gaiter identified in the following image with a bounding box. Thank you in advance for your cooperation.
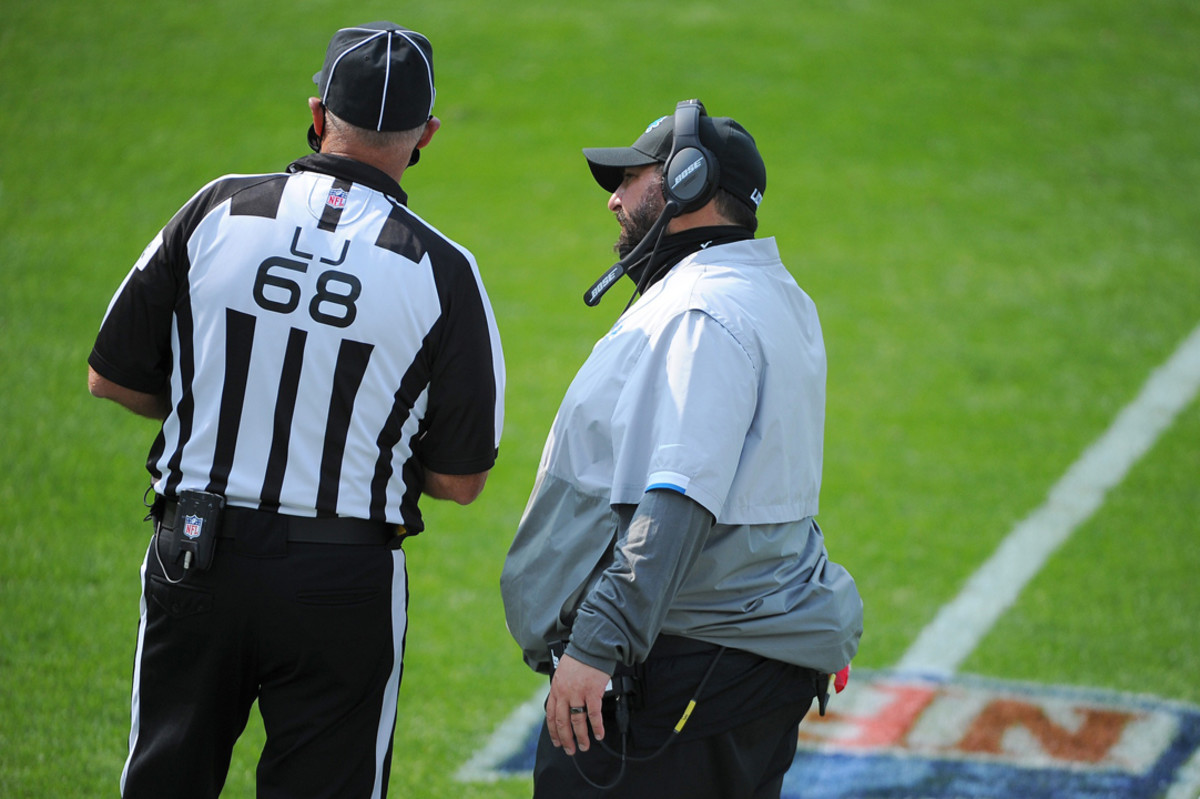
[625,225,754,295]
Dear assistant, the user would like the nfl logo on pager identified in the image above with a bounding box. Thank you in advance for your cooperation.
[183,514,204,540]
[326,187,347,209]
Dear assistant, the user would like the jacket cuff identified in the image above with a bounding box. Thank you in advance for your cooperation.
[563,641,617,676]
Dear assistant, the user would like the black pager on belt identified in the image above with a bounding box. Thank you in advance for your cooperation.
[168,489,225,572]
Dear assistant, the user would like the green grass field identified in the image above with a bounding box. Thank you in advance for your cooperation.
[2,1,1198,796]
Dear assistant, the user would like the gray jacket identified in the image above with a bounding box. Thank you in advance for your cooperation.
[500,238,863,675]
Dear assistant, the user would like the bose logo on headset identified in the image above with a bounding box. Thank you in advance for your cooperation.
[671,156,705,190]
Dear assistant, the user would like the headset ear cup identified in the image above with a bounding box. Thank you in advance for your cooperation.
[663,100,719,212]
[664,146,717,210]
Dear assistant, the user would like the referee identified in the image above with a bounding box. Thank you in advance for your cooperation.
[87,22,504,799]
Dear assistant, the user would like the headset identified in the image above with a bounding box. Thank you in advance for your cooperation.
[662,99,719,213]
[583,99,718,307]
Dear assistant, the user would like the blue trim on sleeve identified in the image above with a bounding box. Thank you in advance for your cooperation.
[646,483,687,495]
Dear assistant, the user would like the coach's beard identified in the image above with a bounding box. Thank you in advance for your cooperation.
[615,195,667,260]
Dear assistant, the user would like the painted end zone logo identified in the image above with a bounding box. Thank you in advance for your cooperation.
[466,671,1200,798]
[784,671,1200,798]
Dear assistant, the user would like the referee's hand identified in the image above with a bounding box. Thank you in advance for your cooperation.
[546,654,609,755]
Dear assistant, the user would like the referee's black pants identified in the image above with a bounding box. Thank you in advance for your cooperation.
[533,640,820,799]
[120,520,408,799]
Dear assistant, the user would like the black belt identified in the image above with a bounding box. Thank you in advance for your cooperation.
[644,636,831,714]
[648,634,724,659]
[158,499,401,546]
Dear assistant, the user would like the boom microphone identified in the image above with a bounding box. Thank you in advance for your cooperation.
[583,200,680,307]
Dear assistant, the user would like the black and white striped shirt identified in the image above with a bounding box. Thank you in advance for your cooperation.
[90,154,504,533]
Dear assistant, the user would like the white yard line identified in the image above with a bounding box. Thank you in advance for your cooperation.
[897,323,1200,677]
[455,682,549,783]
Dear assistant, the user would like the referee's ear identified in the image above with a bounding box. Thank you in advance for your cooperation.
[308,97,326,139]
[416,116,440,153]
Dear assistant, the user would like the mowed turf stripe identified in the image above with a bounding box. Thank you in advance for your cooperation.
[898,322,1200,678]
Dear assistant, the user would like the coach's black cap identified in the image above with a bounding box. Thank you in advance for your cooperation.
[314,22,435,132]
[583,113,767,213]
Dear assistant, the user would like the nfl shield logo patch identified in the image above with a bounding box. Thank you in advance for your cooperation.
[326,188,348,210]
[183,514,203,540]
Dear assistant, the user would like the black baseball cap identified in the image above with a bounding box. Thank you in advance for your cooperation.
[314,22,435,132]
[583,113,767,213]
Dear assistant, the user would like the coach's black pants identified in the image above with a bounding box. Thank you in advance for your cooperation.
[121,520,408,799]
[533,641,820,799]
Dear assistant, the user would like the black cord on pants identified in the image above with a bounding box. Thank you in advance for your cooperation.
[572,647,726,791]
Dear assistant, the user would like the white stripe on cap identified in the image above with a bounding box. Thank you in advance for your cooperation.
[323,29,390,129]
[378,32,392,131]
[393,29,436,119]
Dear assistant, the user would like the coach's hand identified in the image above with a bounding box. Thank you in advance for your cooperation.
[546,654,609,755]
